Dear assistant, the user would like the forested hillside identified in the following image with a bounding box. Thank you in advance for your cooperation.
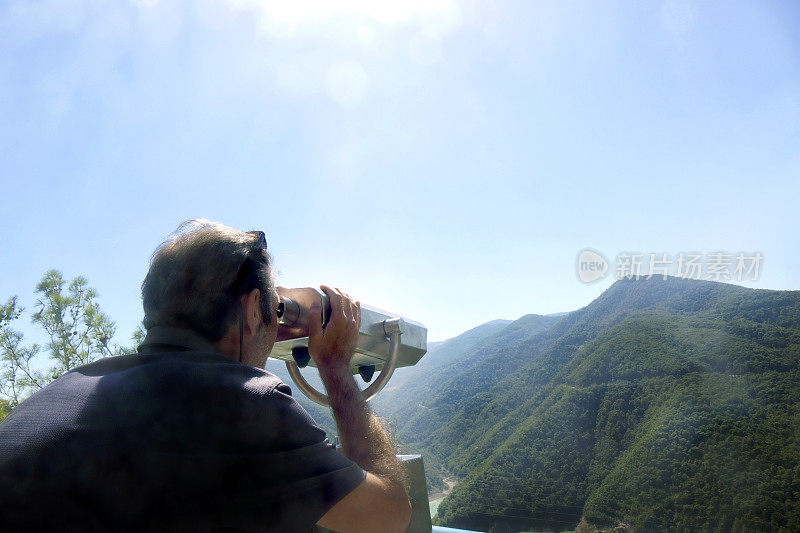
[427,278,800,531]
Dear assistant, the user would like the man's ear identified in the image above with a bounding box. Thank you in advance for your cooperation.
[244,288,262,336]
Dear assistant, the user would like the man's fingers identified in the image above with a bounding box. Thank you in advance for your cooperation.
[320,285,345,324]
[308,298,322,341]
[320,285,359,332]
[348,299,360,327]
[337,289,359,328]
[336,287,353,321]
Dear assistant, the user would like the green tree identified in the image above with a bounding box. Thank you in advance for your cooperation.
[0,398,9,420]
[32,270,121,370]
[1,270,141,417]
[0,296,43,407]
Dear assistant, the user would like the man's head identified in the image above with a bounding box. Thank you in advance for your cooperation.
[141,219,279,366]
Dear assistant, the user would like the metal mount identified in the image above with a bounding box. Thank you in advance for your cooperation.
[284,318,403,407]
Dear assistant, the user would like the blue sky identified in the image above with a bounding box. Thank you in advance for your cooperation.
[1,0,798,350]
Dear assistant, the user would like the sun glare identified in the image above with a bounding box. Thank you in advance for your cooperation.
[227,0,460,35]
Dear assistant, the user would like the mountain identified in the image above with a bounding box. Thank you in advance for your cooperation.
[377,313,565,432]
[373,319,515,405]
[427,340,446,352]
[424,277,800,531]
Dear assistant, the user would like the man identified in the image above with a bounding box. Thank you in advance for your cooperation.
[0,220,411,532]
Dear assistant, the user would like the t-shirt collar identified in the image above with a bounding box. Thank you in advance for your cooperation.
[138,326,223,355]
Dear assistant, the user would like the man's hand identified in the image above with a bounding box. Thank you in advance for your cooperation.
[308,285,361,371]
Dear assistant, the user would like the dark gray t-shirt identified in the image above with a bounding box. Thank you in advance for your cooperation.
[0,329,365,532]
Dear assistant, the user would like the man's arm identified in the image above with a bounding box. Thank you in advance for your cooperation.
[309,286,411,533]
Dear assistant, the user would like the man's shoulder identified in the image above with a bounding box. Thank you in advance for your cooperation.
[0,351,292,440]
[74,349,288,394]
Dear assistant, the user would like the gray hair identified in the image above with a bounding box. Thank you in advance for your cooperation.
[141,219,275,341]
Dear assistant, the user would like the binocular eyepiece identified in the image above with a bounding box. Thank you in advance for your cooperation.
[276,293,330,330]
[274,288,331,342]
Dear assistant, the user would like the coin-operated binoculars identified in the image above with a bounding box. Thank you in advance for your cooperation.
[268,287,428,406]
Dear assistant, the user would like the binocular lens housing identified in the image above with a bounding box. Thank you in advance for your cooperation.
[277,296,302,327]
